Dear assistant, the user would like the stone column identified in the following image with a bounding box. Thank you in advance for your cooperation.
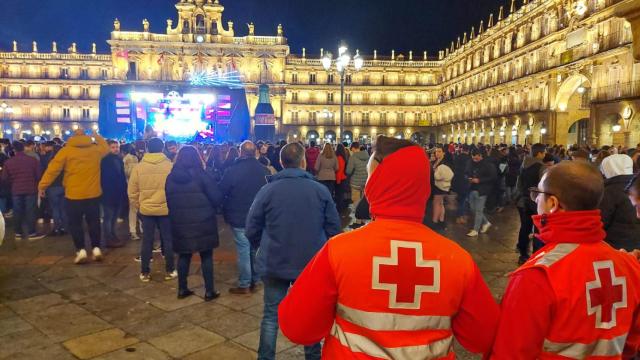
[616,1,640,61]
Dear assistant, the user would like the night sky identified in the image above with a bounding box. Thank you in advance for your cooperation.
[1,0,506,57]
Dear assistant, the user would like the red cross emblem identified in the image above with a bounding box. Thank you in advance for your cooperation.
[586,261,627,329]
[372,240,440,309]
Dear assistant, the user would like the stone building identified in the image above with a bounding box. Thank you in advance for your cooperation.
[0,0,638,146]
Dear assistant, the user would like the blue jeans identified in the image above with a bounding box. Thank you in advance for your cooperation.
[47,187,67,231]
[13,194,37,236]
[178,250,214,294]
[456,191,468,218]
[469,190,489,232]
[232,227,258,288]
[0,197,8,214]
[258,277,321,360]
[102,202,121,245]
[140,215,174,274]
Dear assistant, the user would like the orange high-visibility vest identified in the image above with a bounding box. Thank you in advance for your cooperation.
[322,219,480,359]
[517,241,640,359]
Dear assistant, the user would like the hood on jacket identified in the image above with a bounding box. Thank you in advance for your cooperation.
[142,152,170,165]
[352,150,370,162]
[365,146,430,223]
[66,135,96,148]
[600,154,633,179]
[522,156,542,169]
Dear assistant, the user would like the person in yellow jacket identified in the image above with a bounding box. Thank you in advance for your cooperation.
[128,138,175,283]
[38,129,110,264]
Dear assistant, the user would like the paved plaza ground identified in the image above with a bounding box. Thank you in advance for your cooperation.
[0,207,521,359]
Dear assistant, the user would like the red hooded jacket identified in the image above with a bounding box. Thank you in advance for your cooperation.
[279,146,500,359]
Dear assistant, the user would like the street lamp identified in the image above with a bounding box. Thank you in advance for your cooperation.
[0,102,14,136]
[322,45,364,141]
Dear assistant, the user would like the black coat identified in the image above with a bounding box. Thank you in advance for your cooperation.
[166,167,223,254]
[451,153,471,194]
[600,174,640,251]
[219,157,269,228]
[469,159,498,196]
[101,153,127,206]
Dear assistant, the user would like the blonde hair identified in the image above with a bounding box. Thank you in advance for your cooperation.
[321,143,335,159]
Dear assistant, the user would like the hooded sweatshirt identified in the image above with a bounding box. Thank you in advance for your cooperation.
[128,152,173,216]
[279,146,500,358]
[600,154,634,180]
[38,133,110,200]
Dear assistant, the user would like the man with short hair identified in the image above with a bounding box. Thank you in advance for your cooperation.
[279,136,500,359]
[2,141,44,240]
[466,149,497,237]
[128,138,175,282]
[515,143,547,264]
[24,140,39,161]
[101,140,127,248]
[246,142,341,360]
[219,141,269,295]
[491,161,640,358]
[164,140,178,162]
[39,129,110,263]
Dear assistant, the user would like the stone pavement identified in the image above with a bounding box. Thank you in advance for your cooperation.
[0,207,521,359]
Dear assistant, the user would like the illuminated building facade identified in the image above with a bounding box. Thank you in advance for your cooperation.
[0,0,639,146]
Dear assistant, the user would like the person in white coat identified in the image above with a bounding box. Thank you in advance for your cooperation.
[431,145,454,230]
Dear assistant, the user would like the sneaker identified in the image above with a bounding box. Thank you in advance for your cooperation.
[466,230,479,237]
[74,249,88,264]
[139,273,151,282]
[4,210,13,218]
[480,222,492,234]
[130,233,140,241]
[28,233,46,241]
[164,270,178,281]
[134,256,153,263]
[152,245,162,253]
[92,247,103,262]
[15,233,23,240]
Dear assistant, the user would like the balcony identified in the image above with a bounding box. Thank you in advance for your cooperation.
[593,81,640,102]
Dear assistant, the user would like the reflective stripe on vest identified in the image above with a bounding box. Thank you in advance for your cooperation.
[337,303,452,331]
[542,333,628,359]
[331,322,453,360]
[534,243,579,267]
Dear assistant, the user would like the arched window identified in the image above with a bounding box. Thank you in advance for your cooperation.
[182,20,190,34]
[195,15,206,34]
[210,21,218,35]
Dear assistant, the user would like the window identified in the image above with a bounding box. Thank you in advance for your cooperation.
[82,87,90,99]
[82,108,91,119]
[327,92,334,103]
[292,111,299,123]
[62,87,70,98]
[80,68,89,80]
[363,112,370,126]
[292,73,298,84]
[345,112,352,122]
[310,111,317,123]
[62,108,71,119]
[397,112,405,123]
[60,68,69,79]
[328,74,334,84]
[380,112,387,126]
[291,92,298,102]
[345,93,352,104]
[42,67,49,79]
[309,73,317,84]
[101,69,108,80]
[346,74,352,84]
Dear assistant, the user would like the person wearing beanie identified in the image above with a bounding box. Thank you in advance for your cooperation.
[39,129,110,263]
[599,154,640,251]
[491,162,640,358]
[278,136,499,359]
[128,138,175,283]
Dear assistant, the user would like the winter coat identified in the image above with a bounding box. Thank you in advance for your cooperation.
[123,154,139,180]
[451,153,471,195]
[1,152,41,195]
[433,161,454,192]
[305,147,320,174]
[600,175,640,251]
[516,156,544,209]
[506,156,522,187]
[128,153,173,216]
[101,153,128,206]
[469,159,498,196]
[39,134,110,200]
[219,157,269,228]
[336,155,347,185]
[246,168,342,280]
[315,155,339,181]
[166,167,223,253]
[346,150,370,189]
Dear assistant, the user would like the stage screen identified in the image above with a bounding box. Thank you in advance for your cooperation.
[99,85,250,142]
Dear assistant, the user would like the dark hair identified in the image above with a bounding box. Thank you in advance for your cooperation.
[225,146,239,162]
[25,140,35,147]
[107,139,118,146]
[121,143,135,156]
[350,142,360,150]
[543,153,555,163]
[470,149,483,157]
[165,140,177,148]
[280,142,306,168]
[147,138,164,153]
[174,145,203,170]
[336,143,347,159]
[373,135,413,163]
[12,141,24,152]
[531,143,546,157]
[309,140,316,147]
[542,161,604,211]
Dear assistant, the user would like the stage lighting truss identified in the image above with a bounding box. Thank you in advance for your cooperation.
[190,70,244,88]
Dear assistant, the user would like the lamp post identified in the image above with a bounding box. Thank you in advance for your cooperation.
[322,45,364,141]
[0,103,14,138]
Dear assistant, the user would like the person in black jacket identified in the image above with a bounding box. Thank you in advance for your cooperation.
[166,145,223,301]
[515,143,546,264]
[43,144,67,236]
[466,149,497,237]
[101,140,128,247]
[599,154,640,251]
[219,141,269,295]
[452,145,472,224]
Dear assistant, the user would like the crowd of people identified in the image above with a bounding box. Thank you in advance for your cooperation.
[1,128,640,359]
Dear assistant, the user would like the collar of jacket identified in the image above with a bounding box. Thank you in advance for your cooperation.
[269,168,314,182]
[234,156,258,164]
[604,174,634,186]
[533,209,605,245]
[142,152,169,164]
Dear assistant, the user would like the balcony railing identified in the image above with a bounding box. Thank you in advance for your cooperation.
[441,98,548,123]
[594,81,640,102]
[0,52,111,61]
[285,57,442,68]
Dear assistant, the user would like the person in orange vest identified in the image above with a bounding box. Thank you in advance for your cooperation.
[278,136,500,359]
[490,161,640,359]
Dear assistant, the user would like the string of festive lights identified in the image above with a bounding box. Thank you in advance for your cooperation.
[190,70,244,87]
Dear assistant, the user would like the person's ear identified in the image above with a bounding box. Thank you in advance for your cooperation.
[548,195,562,213]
